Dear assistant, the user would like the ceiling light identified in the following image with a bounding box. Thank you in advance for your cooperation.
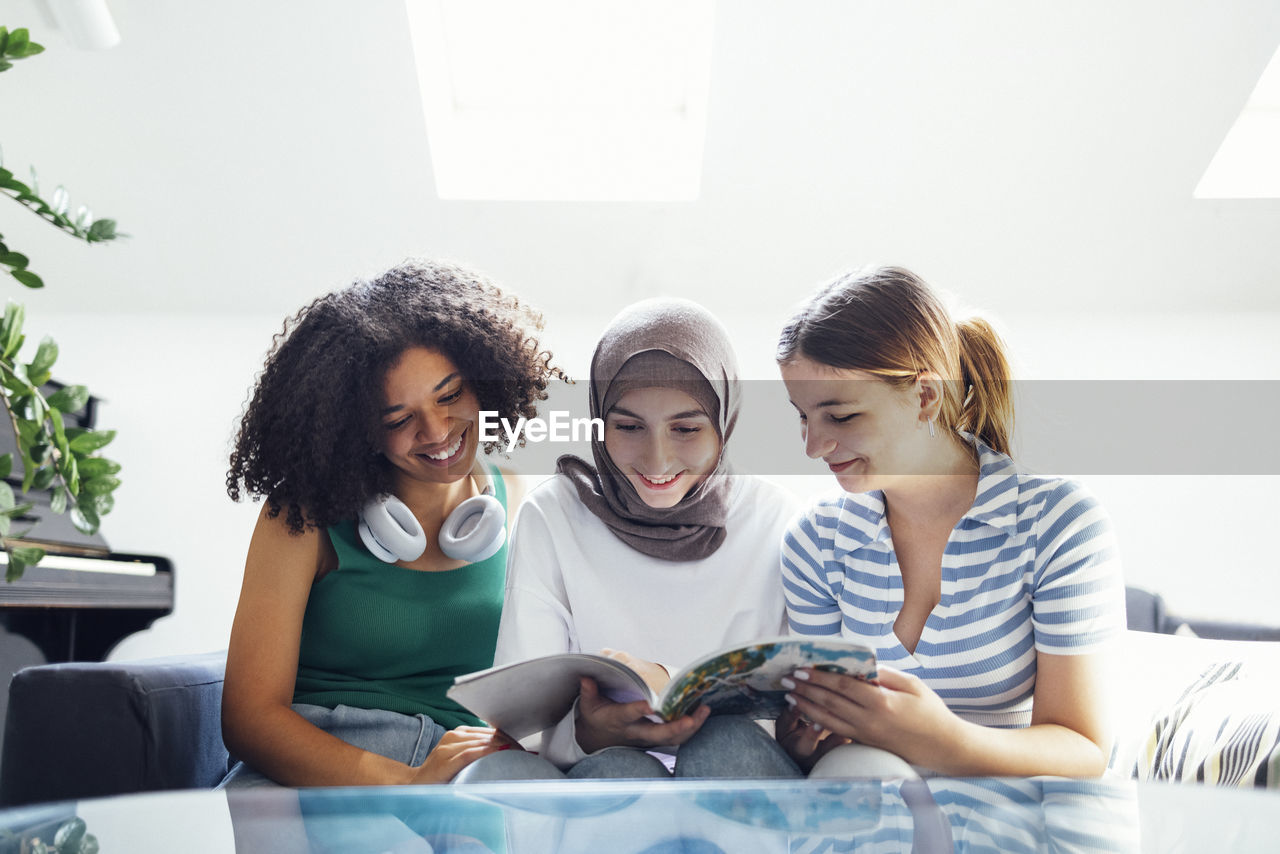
[35,0,121,50]
[1196,42,1280,198]
[405,0,716,201]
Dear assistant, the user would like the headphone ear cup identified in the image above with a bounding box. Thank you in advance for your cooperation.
[358,495,428,563]
[438,494,507,563]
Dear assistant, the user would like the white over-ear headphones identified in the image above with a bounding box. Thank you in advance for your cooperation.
[358,464,506,564]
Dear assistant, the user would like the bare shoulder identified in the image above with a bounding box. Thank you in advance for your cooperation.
[245,502,336,585]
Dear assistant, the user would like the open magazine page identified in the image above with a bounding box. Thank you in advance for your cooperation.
[447,654,654,739]
[659,637,877,720]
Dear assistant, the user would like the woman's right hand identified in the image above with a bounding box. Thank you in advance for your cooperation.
[410,726,519,784]
[574,677,710,754]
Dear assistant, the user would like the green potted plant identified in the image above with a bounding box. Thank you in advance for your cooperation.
[0,26,122,581]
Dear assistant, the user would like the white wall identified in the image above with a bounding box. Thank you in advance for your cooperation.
[30,304,1280,664]
[7,0,1277,658]
[1005,310,1280,624]
[38,313,275,660]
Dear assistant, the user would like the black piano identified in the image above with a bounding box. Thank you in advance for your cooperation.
[0,551,173,660]
[0,386,174,767]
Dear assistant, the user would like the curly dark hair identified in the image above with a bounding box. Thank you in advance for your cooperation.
[227,258,565,533]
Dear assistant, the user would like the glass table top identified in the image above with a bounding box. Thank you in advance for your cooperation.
[1,776,1277,853]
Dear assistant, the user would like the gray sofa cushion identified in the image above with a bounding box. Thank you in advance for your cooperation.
[0,652,228,806]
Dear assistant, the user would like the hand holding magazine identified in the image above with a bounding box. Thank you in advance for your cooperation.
[447,636,876,740]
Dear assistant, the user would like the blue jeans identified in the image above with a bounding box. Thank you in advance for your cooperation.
[217,702,447,788]
[454,715,802,782]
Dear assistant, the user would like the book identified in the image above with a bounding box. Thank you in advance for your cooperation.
[446,636,876,740]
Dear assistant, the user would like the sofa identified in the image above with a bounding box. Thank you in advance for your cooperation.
[0,651,229,806]
[1,589,1277,806]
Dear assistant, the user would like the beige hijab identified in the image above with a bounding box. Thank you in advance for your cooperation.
[556,298,741,561]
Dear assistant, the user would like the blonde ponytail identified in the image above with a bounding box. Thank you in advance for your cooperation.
[955,316,1014,456]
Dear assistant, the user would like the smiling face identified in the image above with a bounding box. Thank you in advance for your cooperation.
[779,356,931,494]
[379,347,480,488]
[603,386,721,509]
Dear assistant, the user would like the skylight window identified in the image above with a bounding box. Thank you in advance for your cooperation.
[404,0,716,201]
[1195,42,1280,198]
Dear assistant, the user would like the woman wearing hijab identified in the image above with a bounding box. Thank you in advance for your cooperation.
[457,298,801,779]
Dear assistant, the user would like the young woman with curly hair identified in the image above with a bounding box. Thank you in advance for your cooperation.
[219,258,562,787]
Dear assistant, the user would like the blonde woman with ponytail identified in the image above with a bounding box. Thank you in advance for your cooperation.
[774,266,1125,779]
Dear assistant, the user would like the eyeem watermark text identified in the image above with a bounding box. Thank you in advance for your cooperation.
[479,411,603,452]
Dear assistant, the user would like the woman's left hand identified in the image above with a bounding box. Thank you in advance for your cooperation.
[410,726,521,784]
[775,705,852,772]
[783,666,962,767]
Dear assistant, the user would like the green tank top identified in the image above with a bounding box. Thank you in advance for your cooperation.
[293,469,507,729]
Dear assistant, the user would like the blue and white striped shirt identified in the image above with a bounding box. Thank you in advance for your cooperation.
[781,438,1125,728]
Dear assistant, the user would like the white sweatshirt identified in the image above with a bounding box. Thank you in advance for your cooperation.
[494,472,798,768]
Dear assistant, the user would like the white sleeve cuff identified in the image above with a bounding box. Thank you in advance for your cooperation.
[540,697,590,770]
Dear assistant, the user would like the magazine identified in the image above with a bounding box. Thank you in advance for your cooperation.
[447,636,876,740]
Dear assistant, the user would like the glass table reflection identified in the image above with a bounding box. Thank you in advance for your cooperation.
[1,775,1276,854]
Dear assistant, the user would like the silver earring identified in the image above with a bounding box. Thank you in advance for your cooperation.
[927,418,936,438]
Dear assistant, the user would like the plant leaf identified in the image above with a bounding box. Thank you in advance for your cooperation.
[82,475,120,496]
[86,218,118,241]
[0,372,29,394]
[1,501,35,518]
[54,816,87,851]
[49,486,67,515]
[31,335,59,372]
[69,429,115,453]
[6,551,26,583]
[11,545,44,563]
[61,453,79,495]
[27,387,46,422]
[15,418,40,443]
[0,481,13,510]
[50,408,68,457]
[89,491,114,516]
[70,504,100,535]
[4,28,28,58]
[19,449,35,493]
[50,186,68,216]
[8,545,44,578]
[10,269,43,289]
[76,457,120,478]
[0,453,10,479]
[30,465,55,491]
[0,301,24,355]
[46,384,89,413]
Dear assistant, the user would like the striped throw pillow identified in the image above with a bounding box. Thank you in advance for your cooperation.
[1136,661,1280,787]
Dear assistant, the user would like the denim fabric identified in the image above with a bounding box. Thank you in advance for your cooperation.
[451,747,568,782]
[567,746,672,779]
[455,715,801,782]
[672,715,801,778]
[217,702,446,789]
